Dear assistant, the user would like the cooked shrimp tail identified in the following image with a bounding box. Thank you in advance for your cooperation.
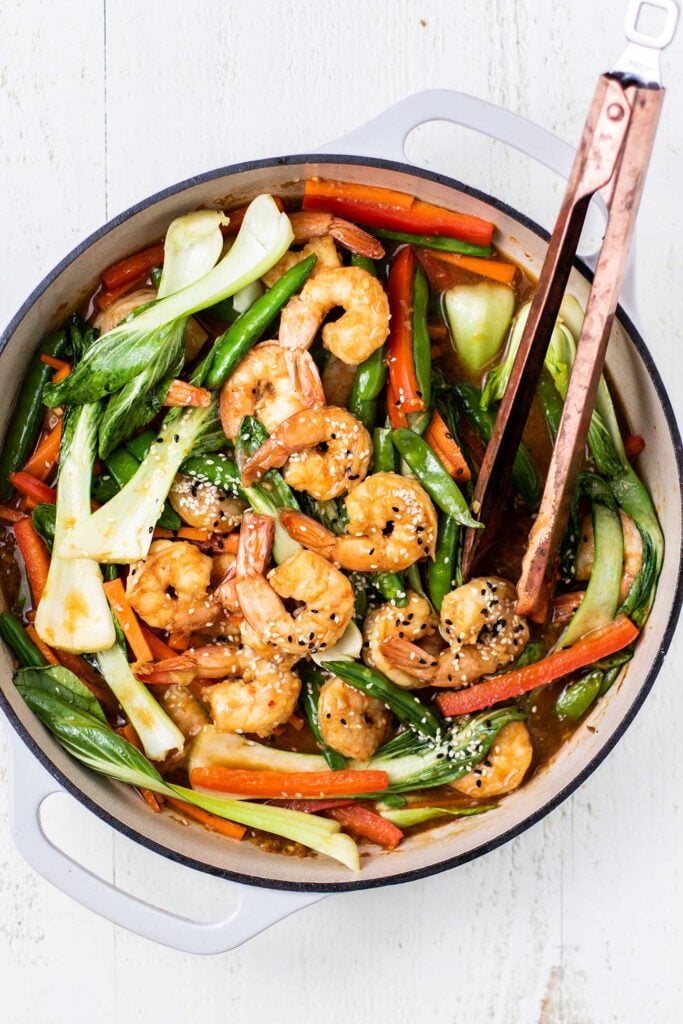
[278,509,339,560]
[236,512,275,577]
[379,637,439,683]
[289,211,385,258]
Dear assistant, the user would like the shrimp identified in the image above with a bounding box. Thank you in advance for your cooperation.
[219,341,325,440]
[169,473,246,533]
[278,266,390,365]
[380,577,529,688]
[362,591,439,688]
[261,235,341,288]
[318,676,390,760]
[322,354,357,408]
[241,407,372,500]
[126,540,220,632]
[92,288,156,335]
[575,510,643,603]
[452,721,533,798]
[280,472,438,572]
[204,658,302,737]
[234,513,354,655]
[290,212,385,256]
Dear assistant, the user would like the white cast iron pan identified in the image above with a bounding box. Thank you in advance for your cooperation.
[1,90,682,954]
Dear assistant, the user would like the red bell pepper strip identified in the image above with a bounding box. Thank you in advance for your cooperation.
[9,472,57,505]
[437,615,639,717]
[324,804,404,849]
[386,246,425,415]
[624,434,645,461]
[386,377,409,429]
[190,767,390,799]
[101,242,165,291]
[14,517,51,606]
[223,196,286,236]
[303,179,494,247]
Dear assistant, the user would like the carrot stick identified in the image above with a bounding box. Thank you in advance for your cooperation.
[324,804,404,849]
[54,649,117,710]
[437,615,639,716]
[9,472,57,505]
[190,767,390,799]
[165,797,246,840]
[386,246,425,415]
[14,518,50,605]
[624,434,645,461]
[424,411,471,482]
[94,273,149,311]
[0,504,25,523]
[25,624,60,665]
[103,578,153,662]
[287,712,305,731]
[117,724,162,812]
[427,249,517,285]
[40,355,71,372]
[168,631,191,652]
[177,527,212,542]
[139,624,178,661]
[386,377,410,428]
[304,178,415,209]
[163,380,212,408]
[152,526,175,540]
[51,364,71,384]
[102,242,165,291]
[22,421,62,481]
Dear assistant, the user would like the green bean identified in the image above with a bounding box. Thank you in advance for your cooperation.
[123,429,156,462]
[234,415,299,510]
[150,266,163,289]
[205,254,317,388]
[0,330,70,500]
[349,572,369,621]
[406,561,427,599]
[348,255,386,431]
[326,659,444,740]
[91,474,119,504]
[101,564,119,582]
[0,612,48,667]
[373,572,408,606]
[373,426,396,473]
[372,228,491,258]
[428,516,459,612]
[453,381,540,507]
[391,427,480,529]
[104,448,181,531]
[298,663,347,770]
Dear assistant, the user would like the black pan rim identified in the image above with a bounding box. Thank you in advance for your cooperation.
[1,151,681,896]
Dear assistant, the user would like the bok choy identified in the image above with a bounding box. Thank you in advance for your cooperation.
[444,281,515,374]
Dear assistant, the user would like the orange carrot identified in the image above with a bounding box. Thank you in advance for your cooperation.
[94,273,149,311]
[163,380,212,408]
[9,472,57,504]
[165,797,246,841]
[437,615,639,716]
[287,712,305,731]
[424,411,471,482]
[303,178,414,209]
[25,625,60,665]
[139,624,178,661]
[191,767,390,799]
[177,527,211,542]
[427,249,517,285]
[22,421,62,481]
[117,724,162,812]
[40,355,71,372]
[386,376,409,429]
[14,518,50,605]
[152,526,175,539]
[102,242,165,291]
[324,804,404,849]
[103,578,153,662]
[51,364,71,384]
[168,631,191,652]
[55,649,116,710]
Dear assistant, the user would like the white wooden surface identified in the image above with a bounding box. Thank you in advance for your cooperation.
[1,2,682,1020]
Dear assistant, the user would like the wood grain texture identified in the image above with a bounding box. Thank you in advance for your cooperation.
[1,1,682,1021]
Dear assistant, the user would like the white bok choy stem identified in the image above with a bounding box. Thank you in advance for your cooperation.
[96,635,185,761]
[59,401,219,563]
[35,403,116,653]
[157,210,228,299]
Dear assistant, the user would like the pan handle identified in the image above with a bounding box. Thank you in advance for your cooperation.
[6,729,323,954]
[316,89,638,318]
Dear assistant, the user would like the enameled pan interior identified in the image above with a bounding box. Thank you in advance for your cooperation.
[1,156,681,891]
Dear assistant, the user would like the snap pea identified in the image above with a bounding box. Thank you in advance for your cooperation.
[373,427,396,473]
[349,571,369,621]
[205,254,317,388]
[298,662,347,770]
[373,572,408,606]
[101,564,119,582]
[326,659,444,741]
[372,228,491,258]
[91,473,119,504]
[0,329,70,500]
[453,381,540,508]
[348,255,386,430]
[406,561,427,599]
[391,427,480,529]
[104,447,181,531]
[555,669,604,720]
[0,612,48,668]
[182,454,242,496]
[32,503,56,551]
[412,265,431,419]
[428,516,459,612]
[124,429,156,462]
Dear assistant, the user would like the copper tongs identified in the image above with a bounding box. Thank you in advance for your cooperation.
[460,0,679,622]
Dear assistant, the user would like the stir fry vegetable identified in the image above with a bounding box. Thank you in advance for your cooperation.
[0,183,663,872]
